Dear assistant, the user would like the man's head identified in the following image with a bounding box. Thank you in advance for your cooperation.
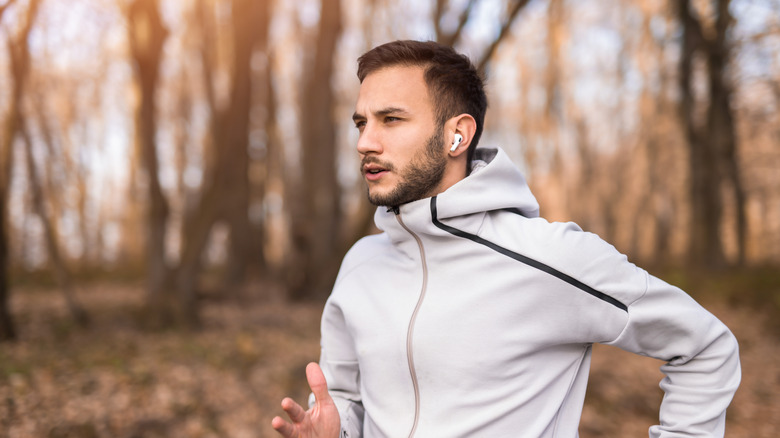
[353,41,488,207]
[357,40,487,165]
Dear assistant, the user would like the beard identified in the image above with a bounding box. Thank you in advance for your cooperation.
[365,125,447,207]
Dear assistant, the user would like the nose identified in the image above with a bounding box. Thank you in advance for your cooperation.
[356,122,382,155]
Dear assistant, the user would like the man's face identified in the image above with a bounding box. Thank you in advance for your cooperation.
[352,65,448,207]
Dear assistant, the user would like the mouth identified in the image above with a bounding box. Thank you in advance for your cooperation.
[362,160,392,181]
[364,166,386,174]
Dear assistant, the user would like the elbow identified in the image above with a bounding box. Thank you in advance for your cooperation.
[723,329,741,391]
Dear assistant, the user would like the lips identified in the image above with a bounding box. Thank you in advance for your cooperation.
[364,164,386,174]
[362,158,392,181]
[364,167,387,182]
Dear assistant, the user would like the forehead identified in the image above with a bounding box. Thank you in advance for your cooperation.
[355,65,432,114]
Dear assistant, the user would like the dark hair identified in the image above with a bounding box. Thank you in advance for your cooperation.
[357,40,488,166]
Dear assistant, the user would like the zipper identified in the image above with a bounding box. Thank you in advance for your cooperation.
[394,208,427,438]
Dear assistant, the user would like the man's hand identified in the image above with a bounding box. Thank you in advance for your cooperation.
[272,362,340,438]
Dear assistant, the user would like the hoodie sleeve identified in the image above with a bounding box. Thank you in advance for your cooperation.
[607,272,741,437]
[314,298,364,438]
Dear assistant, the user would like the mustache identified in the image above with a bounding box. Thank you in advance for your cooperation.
[360,156,395,172]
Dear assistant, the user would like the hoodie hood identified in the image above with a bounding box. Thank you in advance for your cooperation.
[436,147,539,220]
[375,146,538,221]
[372,147,539,252]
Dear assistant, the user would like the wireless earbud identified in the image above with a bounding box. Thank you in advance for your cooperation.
[450,133,463,152]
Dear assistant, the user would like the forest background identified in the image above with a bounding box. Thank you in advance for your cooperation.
[1,0,779,437]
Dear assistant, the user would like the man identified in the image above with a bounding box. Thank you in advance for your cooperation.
[272,40,741,437]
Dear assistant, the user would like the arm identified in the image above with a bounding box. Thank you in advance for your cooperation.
[317,298,365,437]
[608,273,741,437]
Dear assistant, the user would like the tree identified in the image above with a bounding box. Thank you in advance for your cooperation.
[126,0,172,324]
[287,0,344,300]
[433,0,531,74]
[171,0,272,325]
[0,0,39,341]
[677,0,745,268]
[20,118,90,326]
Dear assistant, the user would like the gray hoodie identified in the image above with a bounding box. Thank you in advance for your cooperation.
[318,147,740,437]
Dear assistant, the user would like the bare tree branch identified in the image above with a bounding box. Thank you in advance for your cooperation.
[0,0,39,342]
[477,0,531,75]
[195,0,218,135]
[20,117,90,327]
[434,0,446,41]
[735,27,780,45]
[438,0,478,47]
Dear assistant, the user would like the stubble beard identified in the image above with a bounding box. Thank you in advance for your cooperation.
[366,125,447,208]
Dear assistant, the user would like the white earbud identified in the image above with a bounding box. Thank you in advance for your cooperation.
[450,133,463,152]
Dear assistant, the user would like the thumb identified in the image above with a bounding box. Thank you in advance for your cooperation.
[306,362,332,405]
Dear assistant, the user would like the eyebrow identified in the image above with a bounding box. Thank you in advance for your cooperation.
[352,106,410,122]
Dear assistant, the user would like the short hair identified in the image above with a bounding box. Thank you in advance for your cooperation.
[357,40,488,166]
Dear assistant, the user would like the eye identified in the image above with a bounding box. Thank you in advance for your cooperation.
[384,116,400,123]
[354,120,366,130]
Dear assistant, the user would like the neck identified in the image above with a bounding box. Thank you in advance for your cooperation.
[436,156,468,195]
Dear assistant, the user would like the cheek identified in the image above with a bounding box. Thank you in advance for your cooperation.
[391,127,432,153]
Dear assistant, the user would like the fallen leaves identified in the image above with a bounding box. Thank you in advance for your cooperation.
[2,282,777,437]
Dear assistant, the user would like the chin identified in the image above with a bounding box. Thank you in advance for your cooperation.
[367,194,389,207]
[367,190,397,207]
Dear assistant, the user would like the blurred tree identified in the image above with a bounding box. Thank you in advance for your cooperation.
[26,57,105,304]
[630,1,677,264]
[259,40,285,289]
[434,0,476,46]
[0,0,18,341]
[20,118,90,326]
[678,0,745,268]
[433,0,530,75]
[123,0,275,328]
[474,0,531,75]
[143,0,272,326]
[126,0,173,324]
[0,0,38,341]
[288,0,344,300]
[1,0,778,331]
[709,0,747,266]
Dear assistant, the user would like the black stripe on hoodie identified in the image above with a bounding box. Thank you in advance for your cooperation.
[429,196,628,312]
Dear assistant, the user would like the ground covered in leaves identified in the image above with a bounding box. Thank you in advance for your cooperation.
[1,272,778,437]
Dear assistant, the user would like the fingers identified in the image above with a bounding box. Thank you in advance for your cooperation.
[271,415,295,437]
[272,363,334,437]
[306,362,332,405]
[271,397,305,437]
[280,396,307,423]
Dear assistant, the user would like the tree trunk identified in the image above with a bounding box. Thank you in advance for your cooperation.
[707,0,746,265]
[678,0,726,268]
[678,0,742,268]
[261,48,286,288]
[221,0,269,293]
[174,0,270,318]
[127,0,172,324]
[0,0,41,342]
[0,92,19,343]
[289,0,344,300]
[20,121,90,326]
[175,188,220,328]
[0,188,13,341]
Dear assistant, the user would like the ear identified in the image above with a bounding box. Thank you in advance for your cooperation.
[446,114,477,157]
